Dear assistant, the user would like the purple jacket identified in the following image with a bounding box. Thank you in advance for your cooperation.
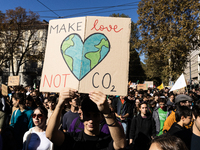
[68,117,110,134]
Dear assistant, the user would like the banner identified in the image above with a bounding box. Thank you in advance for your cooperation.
[144,81,153,88]
[40,16,131,95]
[137,84,148,90]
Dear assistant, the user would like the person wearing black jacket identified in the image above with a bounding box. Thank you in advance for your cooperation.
[167,106,192,135]
[129,101,156,150]
[112,96,131,135]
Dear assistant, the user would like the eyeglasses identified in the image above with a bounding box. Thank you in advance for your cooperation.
[31,114,43,119]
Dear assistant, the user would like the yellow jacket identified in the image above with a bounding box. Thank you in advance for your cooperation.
[163,110,193,132]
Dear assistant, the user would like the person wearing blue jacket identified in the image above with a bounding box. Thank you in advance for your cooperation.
[10,93,34,150]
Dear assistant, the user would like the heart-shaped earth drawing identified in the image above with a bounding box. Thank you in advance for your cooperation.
[61,33,110,81]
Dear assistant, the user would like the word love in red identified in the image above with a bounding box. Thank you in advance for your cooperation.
[91,19,123,33]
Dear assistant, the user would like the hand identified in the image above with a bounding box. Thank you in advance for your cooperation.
[89,91,110,114]
[58,88,77,107]
[120,116,126,120]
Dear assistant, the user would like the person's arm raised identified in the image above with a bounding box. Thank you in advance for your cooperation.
[89,91,126,150]
[46,88,76,146]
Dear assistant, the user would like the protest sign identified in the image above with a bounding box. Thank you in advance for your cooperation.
[172,87,185,94]
[130,83,136,89]
[137,84,148,90]
[144,81,153,88]
[1,84,8,96]
[40,16,131,95]
[8,76,20,86]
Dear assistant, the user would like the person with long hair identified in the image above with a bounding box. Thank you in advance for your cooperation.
[10,93,33,150]
[133,98,140,117]
[22,106,53,150]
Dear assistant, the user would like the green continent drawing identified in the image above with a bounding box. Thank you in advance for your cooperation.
[61,33,110,80]
[85,39,109,69]
[61,34,75,70]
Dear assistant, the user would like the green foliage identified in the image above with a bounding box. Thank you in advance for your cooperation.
[138,0,200,85]
[0,7,47,76]
[110,13,146,82]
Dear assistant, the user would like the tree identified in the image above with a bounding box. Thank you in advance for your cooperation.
[137,0,200,84]
[110,13,146,82]
[0,7,47,76]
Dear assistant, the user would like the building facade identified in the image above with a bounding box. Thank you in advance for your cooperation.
[0,20,48,87]
[184,49,200,87]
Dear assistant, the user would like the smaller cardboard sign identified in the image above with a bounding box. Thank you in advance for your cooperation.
[2,84,8,96]
[8,76,20,86]
[144,81,153,88]
[137,84,148,90]
[130,83,136,89]
[172,87,185,94]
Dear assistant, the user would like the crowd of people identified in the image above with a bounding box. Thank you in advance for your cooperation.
[0,85,200,150]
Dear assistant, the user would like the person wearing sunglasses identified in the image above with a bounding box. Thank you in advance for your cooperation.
[22,106,53,150]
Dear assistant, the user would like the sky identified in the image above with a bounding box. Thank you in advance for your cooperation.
[1,0,144,61]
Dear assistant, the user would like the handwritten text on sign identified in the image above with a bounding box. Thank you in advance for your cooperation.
[40,16,130,96]
[8,76,20,86]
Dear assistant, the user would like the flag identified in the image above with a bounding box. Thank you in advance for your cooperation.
[136,80,139,84]
[169,73,186,92]
[157,83,164,90]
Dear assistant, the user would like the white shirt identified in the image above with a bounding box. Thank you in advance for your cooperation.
[27,128,51,150]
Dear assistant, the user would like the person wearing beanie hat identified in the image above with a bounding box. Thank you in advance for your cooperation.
[163,94,193,132]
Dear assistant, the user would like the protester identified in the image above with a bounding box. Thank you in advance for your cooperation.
[68,97,110,134]
[134,91,139,99]
[138,89,144,99]
[152,97,170,136]
[143,94,153,114]
[129,101,156,150]
[1,126,16,150]
[0,93,8,130]
[68,99,84,133]
[25,95,37,110]
[167,106,192,135]
[189,101,200,150]
[10,93,34,150]
[43,98,49,110]
[22,106,53,150]
[112,95,131,135]
[163,94,193,132]
[149,134,188,150]
[173,100,200,150]
[46,96,57,124]
[149,98,157,111]
[132,98,140,117]
[62,94,79,132]
[46,88,126,150]
[167,93,175,111]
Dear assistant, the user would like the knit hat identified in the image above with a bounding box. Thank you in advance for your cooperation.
[175,94,193,104]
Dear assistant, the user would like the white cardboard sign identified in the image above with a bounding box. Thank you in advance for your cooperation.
[40,16,131,96]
